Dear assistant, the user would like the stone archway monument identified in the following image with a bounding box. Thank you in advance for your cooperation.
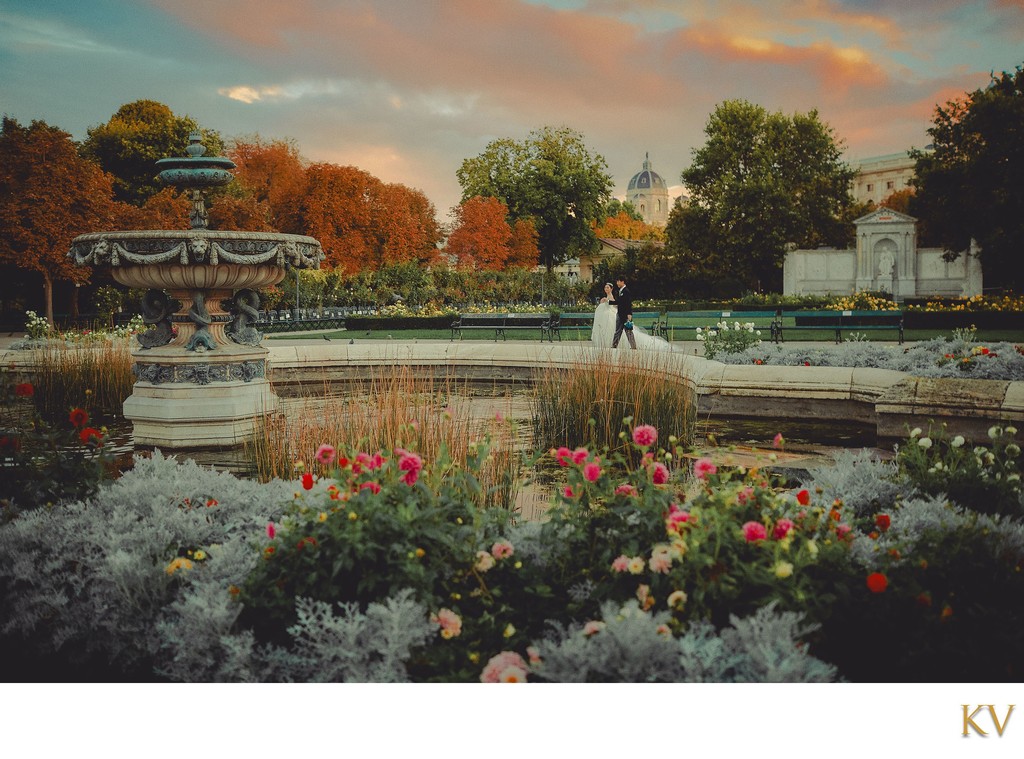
[69,133,324,449]
[853,207,916,300]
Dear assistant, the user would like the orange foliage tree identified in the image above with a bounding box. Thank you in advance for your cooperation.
[446,196,538,270]
[227,137,307,233]
[592,211,665,241]
[0,117,118,324]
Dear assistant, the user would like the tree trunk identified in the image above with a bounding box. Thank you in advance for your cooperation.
[43,272,54,327]
[70,284,80,319]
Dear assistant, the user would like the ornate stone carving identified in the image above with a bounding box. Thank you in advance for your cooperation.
[133,359,267,385]
[184,291,216,351]
[137,289,180,349]
[226,289,264,346]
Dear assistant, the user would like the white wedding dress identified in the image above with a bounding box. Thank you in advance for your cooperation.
[590,303,671,351]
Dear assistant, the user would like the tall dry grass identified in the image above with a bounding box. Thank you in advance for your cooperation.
[531,351,695,458]
[28,340,135,420]
[246,367,522,509]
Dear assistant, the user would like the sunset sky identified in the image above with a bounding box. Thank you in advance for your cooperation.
[1,0,1021,221]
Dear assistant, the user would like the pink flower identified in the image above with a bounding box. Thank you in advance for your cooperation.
[667,509,690,527]
[693,457,717,480]
[481,651,529,683]
[632,425,658,448]
[773,519,794,540]
[553,446,572,466]
[360,481,381,495]
[649,552,672,574]
[431,608,462,639]
[563,486,575,498]
[315,444,336,465]
[571,447,589,465]
[491,540,514,560]
[651,462,669,485]
[583,461,601,482]
[742,521,767,542]
[475,551,496,572]
[266,523,276,540]
[398,451,423,485]
[836,524,852,538]
[611,555,630,572]
[615,483,637,497]
[582,621,606,636]
[526,646,542,665]
[773,433,784,448]
[737,486,754,505]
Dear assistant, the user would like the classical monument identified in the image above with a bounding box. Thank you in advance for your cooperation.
[626,153,670,226]
[783,207,982,301]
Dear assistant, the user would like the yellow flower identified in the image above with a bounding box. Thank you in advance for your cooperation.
[503,623,516,638]
[468,652,480,664]
[415,547,426,558]
[193,549,207,561]
[774,561,794,579]
[318,512,328,522]
[348,511,358,521]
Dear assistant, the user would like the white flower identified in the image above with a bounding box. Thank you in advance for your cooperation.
[1006,426,1018,436]
[918,437,933,449]
[910,427,922,438]
[951,435,965,448]
[989,425,1003,439]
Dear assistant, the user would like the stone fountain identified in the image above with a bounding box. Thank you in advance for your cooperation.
[69,132,324,449]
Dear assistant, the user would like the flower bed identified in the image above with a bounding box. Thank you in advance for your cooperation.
[1,413,1021,683]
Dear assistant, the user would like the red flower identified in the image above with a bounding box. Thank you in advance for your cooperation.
[360,481,381,494]
[14,383,34,397]
[69,408,89,428]
[796,489,810,506]
[803,361,810,366]
[0,434,22,452]
[301,472,314,490]
[79,427,102,445]
[875,514,891,531]
[398,451,423,485]
[866,572,888,593]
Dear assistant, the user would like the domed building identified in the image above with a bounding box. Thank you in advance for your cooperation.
[626,153,670,226]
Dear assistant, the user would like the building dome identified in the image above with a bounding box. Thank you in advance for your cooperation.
[626,152,670,226]
[627,153,668,192]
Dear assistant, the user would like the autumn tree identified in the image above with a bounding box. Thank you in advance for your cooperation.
[910,64,1024,290]
[226,136,307,233]
[669,100,855,292]
[447,195,529,270]
[81,100,224,206]
[369,183,443,269]
[592,211,665,241]
[300,163,376,272]
[456,126,613,270]
[0,117,118,323]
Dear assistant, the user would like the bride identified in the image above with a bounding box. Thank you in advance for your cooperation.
[591,283,671,351]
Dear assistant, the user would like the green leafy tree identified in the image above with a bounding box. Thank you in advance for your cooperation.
[909,65,1024,291]
[669,100,855,292]
[81,100,225,206]
[456,126,613,270]
[605,198,642,221]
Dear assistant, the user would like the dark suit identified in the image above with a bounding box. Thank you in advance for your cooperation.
[610,285,637,349]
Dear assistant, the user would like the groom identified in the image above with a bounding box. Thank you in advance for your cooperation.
[610,276,637,349]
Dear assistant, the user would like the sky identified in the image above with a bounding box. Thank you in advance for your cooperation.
[1,0,1022,223]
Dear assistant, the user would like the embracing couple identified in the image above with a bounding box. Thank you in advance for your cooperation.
[591,277,670,351]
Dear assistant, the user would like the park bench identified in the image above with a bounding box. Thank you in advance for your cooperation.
[450,313,556,342]
[772,309,905,344]
[654,311,780,342]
